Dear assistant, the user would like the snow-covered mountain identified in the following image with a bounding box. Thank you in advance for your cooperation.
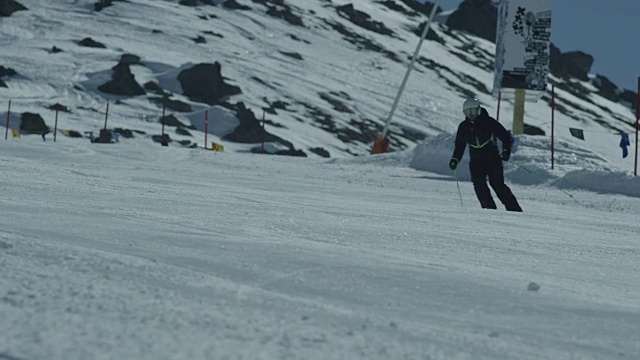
[1,0,636,161]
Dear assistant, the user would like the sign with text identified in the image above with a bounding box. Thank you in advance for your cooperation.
[493,0,552,100]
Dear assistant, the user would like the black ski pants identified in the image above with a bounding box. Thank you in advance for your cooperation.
[469,158,522,212]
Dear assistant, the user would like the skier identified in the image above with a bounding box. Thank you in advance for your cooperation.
[448,98,522,212]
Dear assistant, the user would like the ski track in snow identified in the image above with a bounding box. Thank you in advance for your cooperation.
[0,139,638,359]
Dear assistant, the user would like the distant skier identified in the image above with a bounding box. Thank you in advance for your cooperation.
[449,98,522,212]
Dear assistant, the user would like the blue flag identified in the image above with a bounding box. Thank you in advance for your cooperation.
[620,133,630,158]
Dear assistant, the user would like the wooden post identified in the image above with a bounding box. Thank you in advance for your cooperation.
[551,84,555,170]
[513,89,525,135]
[54,109,59,142]
[104,102,109,129]
[5,100,11,140]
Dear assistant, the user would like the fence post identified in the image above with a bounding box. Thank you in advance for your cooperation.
[5,100,11,140]
[54,109,59,142]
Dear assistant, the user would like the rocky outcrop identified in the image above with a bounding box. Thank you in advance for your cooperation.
[251,0,304,26]
[78,37,106,48]
[223,0,251,10]
[177,62,241,105]
[446,0,497,42]
[398,0,441,17]
[98,55,145,96]
[94,0,125,11]
[20,113,49,134]
[0,0,27,17]
[0,65,17,88]
[336,4,395,37]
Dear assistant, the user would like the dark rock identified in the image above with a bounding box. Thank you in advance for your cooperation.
[94,0,127,12]
[78,37,107,48]
[94,0,116,11]
[193,35,206,44]
[0,66,17,77]
[309,147,330,158]
[593,74,618,103]
[619,90,637,111]
[274,148,307,157]
[549,43,568,78]
[446,0,498,43]
[98,62,145,96]
[176,127,192,136]
[48,103,71,112]
[279,51,303,60]
[336,4,395,37]
[264,3,304,27]
[20,113,49,134]
[64,130,83,138]
[177,62,242,105]
[414,21,444,44]
[144,81,166,96]
[150,96,193,113]
[223,0,251,10]
[562,51,593,81]
[397,0,440,17]
[523,123,545,136]
[0,79,6,88]
[160,114,188,128]
[377,0,418,16]
[550,44,594,82]
[51,46,63,53]
[179,0,198,6]
[222,102,290,146]
[152,134,172,144]
[119,53,141,66]
[0,0,27,17]
[114,128,134,138]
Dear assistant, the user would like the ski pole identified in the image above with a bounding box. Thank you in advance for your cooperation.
[509,161,574,198]
[453,169,463,207]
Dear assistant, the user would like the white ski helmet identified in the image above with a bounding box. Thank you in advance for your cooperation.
[462,98,481,117]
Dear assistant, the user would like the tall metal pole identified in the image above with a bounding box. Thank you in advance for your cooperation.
[635,77,639,176]
[380,0,440,139]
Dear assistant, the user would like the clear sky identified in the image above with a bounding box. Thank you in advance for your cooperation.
[435,0,639,92]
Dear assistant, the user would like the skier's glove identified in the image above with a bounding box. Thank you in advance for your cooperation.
[500,148,511,161]
[449,158,458,170]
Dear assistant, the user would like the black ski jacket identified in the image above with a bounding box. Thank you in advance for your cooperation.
[451,108,511,163]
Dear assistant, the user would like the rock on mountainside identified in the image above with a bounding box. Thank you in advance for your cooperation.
[0,0,636,157]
